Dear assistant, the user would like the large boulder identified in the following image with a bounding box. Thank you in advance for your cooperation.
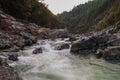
[96,34,117,48]
[0,58,22,80]
[70,36,97,54]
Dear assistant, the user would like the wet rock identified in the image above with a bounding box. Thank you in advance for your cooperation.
[68,36,77,41]
[0,38,13,50]
[70,36,97,54]
[96,49,104,59]
[32,47,42,54]
[8,54,18,61]
[19,32,37,44]
[96,34,117,48]
[103,46,120,61]
[0,58,22,80]
[55,43,70,50]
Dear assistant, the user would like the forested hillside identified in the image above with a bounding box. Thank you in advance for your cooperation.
[0,0,64,29]
[58,0,120,33]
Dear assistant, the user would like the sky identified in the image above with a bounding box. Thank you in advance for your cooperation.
[43,0,89,14]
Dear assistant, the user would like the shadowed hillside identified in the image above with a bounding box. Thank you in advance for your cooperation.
[58,0,120,33]
[0,0,64,29]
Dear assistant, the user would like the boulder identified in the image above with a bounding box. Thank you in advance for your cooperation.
[55,43,70,50]
[37,28,49,39]
[8,54,18,61]
[68,36,77,41]
[70,36,97,54]
[96,34,117,48]
[19,32,37,44]
[103,46,120,60]
[0,39,13,50]
[32,47,42,54]
[0,58,22,80]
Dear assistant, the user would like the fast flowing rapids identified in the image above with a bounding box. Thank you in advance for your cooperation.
[9,39,120,80]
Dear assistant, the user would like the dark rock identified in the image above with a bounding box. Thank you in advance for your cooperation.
[8,54,18,61]
[32,47,42,54]
[70,36,97,54]
[96,49,104,59]
[19,32,37,44]
[0,38,13,50]
[24,39,33,46]
[68,36,77,41]
[55,43,70,50]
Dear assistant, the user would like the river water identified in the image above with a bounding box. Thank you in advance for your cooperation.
[9,39,120,80]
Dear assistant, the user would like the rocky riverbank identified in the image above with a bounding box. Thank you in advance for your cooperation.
[0,9,70,80]
[70,23,120,61]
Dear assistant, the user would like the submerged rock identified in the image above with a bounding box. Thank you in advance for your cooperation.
[55,43,70,50]
[8,54,18,61]
[32,47,43,54]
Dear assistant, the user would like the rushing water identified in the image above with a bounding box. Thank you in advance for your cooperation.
[9,39,120,80]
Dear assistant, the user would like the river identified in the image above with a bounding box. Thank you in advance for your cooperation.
[9,39,120,80]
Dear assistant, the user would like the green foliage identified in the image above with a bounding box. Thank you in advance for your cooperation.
[0,0,64,29]
[96,0,120,30]
[58,0,115,33]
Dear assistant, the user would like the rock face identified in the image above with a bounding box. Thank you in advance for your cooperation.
[70,24,120,61]
[0,58,22,80]
[32,47,43,54]
[0,10,39,51]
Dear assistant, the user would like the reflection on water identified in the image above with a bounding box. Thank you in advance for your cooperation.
[10,39,120,80]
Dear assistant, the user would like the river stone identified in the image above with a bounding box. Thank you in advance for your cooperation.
[32,47,43,54]
[55,43,70,50]
[8,54,18,61]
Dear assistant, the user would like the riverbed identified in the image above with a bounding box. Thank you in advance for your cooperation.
[9,39,120,80]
